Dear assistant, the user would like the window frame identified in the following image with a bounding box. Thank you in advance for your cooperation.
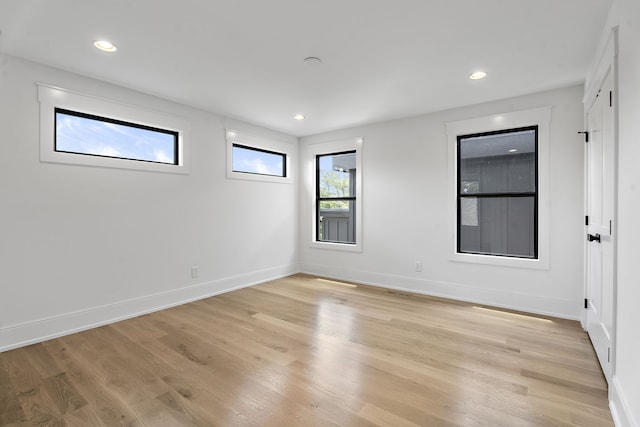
[307,137,363,252]
[315,150,357,244]
[446,107,551,269]
[54,107,180,165]
[456,125,539,259]
[38,83,190,174]
[226,129,294,183]
[231,143,287,178]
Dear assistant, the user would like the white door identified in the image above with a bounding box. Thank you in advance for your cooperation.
[585,65,616,383]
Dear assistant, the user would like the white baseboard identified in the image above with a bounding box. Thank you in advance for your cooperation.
[300,262,579,320]
[610,375,638,427]
[0,264,298,352]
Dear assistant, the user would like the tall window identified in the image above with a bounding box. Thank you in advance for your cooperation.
[457,126,538,258]
[316,151,357,244]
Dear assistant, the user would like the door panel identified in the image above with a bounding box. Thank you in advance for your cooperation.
[585,66,615,383]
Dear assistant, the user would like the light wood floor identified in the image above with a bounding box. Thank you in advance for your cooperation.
[0,274,614,426]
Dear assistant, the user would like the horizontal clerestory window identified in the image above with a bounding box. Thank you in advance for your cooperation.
[38,83,190,174]
[55,108,179,165]
[231,143,286,177]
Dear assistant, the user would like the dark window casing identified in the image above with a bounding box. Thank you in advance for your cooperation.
[54,108,179,165]
[457,126,538,259]
[231,143,287,177]
[316,150,357,244]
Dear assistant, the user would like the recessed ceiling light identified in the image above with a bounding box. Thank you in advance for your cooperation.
[469,71,487,80]
[94,40,117,52]
[293,114,305,120]
[509,149,518,153]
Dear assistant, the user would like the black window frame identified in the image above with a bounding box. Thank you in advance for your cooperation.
[316,150,357,244]
[54,107,179,165]
[231,143,287,178]
[456,125,539,259]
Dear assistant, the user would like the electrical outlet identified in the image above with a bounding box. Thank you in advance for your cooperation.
[415,261,423,272]
[191,266,199,278]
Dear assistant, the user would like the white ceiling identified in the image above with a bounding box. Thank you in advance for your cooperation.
[0,0,611,137]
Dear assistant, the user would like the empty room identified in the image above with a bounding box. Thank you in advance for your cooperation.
[1,0,639,426]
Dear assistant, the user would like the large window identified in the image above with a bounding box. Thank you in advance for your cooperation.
[446,106,550,269]
[316,151,357,244]
[55,108,179,165]
[457,126,538,258]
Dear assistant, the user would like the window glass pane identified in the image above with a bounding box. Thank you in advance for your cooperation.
[460,197,478,226]
[55,109,178,164]
[318,200,356,244]
[459,196,535,258]
[459,129,535,194]
[232,144,286,177]
[318,152,356,198]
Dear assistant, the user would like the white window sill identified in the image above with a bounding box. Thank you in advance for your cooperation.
[310,240,362,253]
[449,252,549,270]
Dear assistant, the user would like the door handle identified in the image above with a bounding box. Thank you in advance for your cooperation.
[587,233,601,243]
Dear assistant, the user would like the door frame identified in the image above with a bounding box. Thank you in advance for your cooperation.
[582,27,618,382]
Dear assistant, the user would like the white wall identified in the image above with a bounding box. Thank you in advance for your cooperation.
[0,55,299,351]
[590,1,640,426]
[300,85,585,319]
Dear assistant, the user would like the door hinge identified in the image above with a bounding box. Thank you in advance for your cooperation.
[608,347,611,363]
[578,131,589,142]
[585,215,589,226]
[610,220,612,235]
[584,298,588,309]
[610,91,613,107]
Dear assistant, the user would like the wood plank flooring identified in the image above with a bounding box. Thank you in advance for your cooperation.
[0,274,614,426]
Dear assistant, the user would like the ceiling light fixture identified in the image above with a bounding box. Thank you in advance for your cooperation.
[94,40,117,52]
[304,56,322,66]
[469,71,487,80]
[293,114,305,120]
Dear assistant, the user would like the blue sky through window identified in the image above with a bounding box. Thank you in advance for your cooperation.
[55,110,177,164]
[232,144,285,177]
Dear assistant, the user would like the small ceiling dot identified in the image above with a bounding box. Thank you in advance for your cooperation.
[304,57,322,66]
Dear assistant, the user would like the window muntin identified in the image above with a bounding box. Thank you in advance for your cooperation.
[55,108,179,165]
[316,151,357,244]
[231,143,286,177]
[457,126,538,258]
